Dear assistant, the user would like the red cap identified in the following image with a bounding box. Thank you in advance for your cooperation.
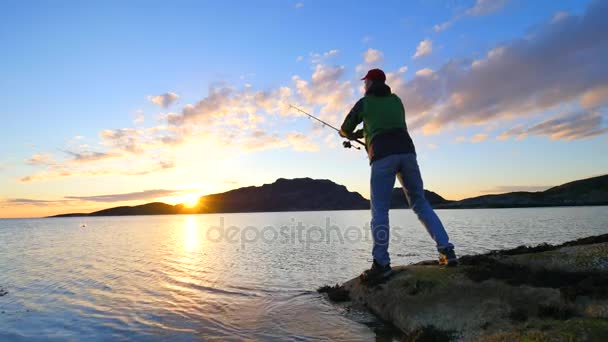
[361,68,386,82]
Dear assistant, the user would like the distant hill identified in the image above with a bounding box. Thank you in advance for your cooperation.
[197,178,369,213]
[390,188,451,208]
[52,178,369,217]
[50,175,608,217]
[436,174,608,209]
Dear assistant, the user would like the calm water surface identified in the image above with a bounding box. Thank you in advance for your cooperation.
[1,207,607,341]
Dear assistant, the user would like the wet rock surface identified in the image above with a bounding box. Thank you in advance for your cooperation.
[320,234,608,341]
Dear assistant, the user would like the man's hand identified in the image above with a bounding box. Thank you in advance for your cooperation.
[339,129,351,139]
[340,129,363,140]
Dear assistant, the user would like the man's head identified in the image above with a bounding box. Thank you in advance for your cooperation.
[361,68,386,91]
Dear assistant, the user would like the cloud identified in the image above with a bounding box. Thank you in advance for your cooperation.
[498,110,608,141]
[148,92,179,108]
[238,130,289,152]
[19,158,176,183]
[309,49,340,63]
[99,128,150,154]
[455,134,489,143]
[65,189,187,202]
[295,2,303,9]
[3,198,74,207]
[434,0,509,32]
[552,11,569,23]
[356,48,384,75]
[27,153,55,166]
[164,83,299,139]
[414,68,434,77]
[64,150,116,163]
[433,22,452,32]
[413,39,432,59]
[25,58,351,186]
[292,63,353,118]
[398,66,408,73]
[466,0,509,16]
[286,132,319,151]
[134,115,144,124]
[471,133,489,143]
[580,85,608,109]
[324,49,339,57]
[400,1,608,136]
[363,48,383,64]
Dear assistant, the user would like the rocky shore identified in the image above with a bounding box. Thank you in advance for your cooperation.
[319,234,608,341]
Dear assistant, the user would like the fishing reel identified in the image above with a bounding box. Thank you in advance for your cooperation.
[342,140,361,150]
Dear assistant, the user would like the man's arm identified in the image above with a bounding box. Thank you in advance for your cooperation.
[340,99,364,138]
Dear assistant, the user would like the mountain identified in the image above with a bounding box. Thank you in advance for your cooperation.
[50,175,608,217]
[390,188,451,208]
[197,178,368,213]
[436,174,608,209]
[52,178,369,217]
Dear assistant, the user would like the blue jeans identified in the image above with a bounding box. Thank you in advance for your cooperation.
[370,153,453,266]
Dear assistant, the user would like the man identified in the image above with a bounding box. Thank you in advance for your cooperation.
[340,68,457,282]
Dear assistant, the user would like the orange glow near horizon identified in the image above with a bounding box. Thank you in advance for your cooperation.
[182,194,202,208]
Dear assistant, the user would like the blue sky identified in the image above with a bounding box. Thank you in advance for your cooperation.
[1,0,607,217]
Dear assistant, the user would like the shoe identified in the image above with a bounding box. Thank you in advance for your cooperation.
[361,260,394,283]
[438,246,458,267]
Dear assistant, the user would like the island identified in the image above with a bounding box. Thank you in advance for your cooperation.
[51,175,607,217]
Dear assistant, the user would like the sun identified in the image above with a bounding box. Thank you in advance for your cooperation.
[182,194,201,208]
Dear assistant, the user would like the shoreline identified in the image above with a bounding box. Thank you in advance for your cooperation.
[320,233,608,340]
[47,203,608,219]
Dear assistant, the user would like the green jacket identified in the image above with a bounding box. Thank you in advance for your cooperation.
[341,82,416,162]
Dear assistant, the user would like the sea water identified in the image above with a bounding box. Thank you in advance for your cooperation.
[1,207,607,341]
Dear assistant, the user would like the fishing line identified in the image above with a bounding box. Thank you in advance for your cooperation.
[288,104,366,150]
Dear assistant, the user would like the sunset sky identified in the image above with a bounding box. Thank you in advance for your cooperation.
[1,0,607,218]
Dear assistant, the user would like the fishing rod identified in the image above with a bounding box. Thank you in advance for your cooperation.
[288,104,366,150]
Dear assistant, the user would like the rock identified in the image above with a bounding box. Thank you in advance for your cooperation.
[323,234,608,341]
[317,284,350,302]
[0,287,7,297]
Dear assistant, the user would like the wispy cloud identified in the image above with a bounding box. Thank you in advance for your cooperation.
[286,132,318,152]
[2,198,75,207]
[18,3,608,187]
[455,134,490,143]
[64,150,117,163]
[413,39,432,59]
[148,92,179,108]
[434,0,509,32]
[414,68,434,77]
[26,153,55,166]
[356,48,384,75]
[363,48,383,64]
[470,134,489,143]
[395,1,608,136]
[466,0,509,16]
[100,128,143,154]
[3,188,194,208]
[65,189,188,202]
[309,49,340,63]
[498,110,608,141]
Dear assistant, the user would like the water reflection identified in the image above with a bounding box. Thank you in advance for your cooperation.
[0,207,606,340]
[183,215,200,253]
